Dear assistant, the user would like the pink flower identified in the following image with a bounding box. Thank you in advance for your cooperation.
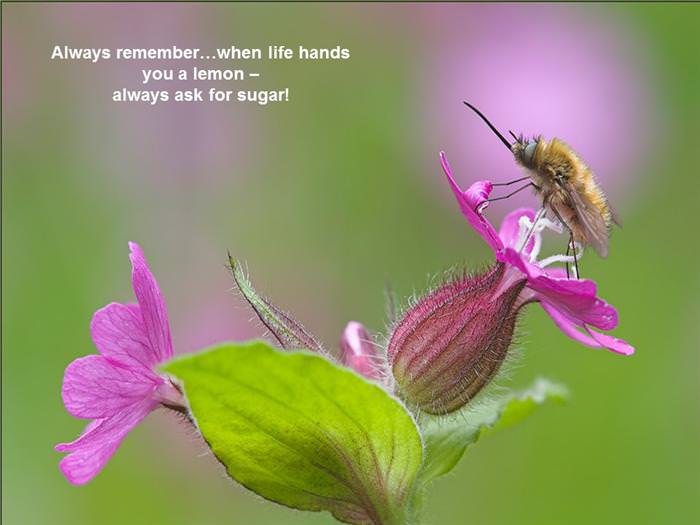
[440,152,634,356]
[339,321,382,380]
[56,242,184,485]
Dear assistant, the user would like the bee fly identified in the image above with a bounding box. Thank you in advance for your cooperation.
[463,101,620,278]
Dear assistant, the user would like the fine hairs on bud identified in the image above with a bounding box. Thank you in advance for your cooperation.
[387,263,527,415]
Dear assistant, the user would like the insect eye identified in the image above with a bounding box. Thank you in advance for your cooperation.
[523,142,537,162]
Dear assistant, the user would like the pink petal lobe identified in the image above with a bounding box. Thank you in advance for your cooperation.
[440,152,503,253]
[584,326,635,356]
[498,208,537,254]
[91,302,158,368]
[464,179,492,207]
[61,355,160,418]
[339,321,380,380]
[500,248,617,330]
[499,248,596,296]
[55,397,158,485]
[128,242,173,362]
[540,302,634,356]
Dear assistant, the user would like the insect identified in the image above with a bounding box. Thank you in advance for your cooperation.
[463,101,619,277]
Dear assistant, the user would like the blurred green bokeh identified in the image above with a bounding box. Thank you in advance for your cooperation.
[3,4,699,525]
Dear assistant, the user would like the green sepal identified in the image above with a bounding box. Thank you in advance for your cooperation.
[228,257,324,353]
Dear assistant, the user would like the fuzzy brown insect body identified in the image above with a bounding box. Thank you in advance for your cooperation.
[512,136,615,258]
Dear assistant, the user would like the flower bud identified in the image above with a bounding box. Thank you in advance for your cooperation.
[339,321,381,380]
[388,264,525,414]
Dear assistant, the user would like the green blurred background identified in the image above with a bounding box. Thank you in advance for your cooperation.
[3,3,699,524]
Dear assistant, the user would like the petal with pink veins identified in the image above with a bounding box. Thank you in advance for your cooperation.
[61,355,160,419]
[91,302,157,368]
[55,397,159,485]
[128,242,173,362]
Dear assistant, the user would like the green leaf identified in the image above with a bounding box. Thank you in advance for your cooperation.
[419,378,568,484]
[162,341,423,525]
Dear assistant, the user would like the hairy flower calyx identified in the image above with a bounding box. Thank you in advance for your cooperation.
[388,264,526,415]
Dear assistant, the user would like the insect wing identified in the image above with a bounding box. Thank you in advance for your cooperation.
[561,183,610,258]
[609,203,623,227]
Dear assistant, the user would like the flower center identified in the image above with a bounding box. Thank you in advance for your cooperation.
[516,212,583,269]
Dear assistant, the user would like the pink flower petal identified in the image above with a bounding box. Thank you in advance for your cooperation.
[540,302,634,355]
[500,248,617,330]
[499,248,595,295]
[498,207,537,255]
[128,242,173,362]
[339,321,381,380]
[91,302,158,369]
[584,326,635,356]
[464,180,492,208]
[61,355,160,419]
[55,397,158,485]
[536,284,617,331]
[440,152,502,253]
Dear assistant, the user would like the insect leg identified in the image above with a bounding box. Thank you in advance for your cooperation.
[492,176,531,187]
[549,206,581,279]
[565,235,582,280]
[571,235,580,279]
[518,207,545,253]
[480,182,536,210]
